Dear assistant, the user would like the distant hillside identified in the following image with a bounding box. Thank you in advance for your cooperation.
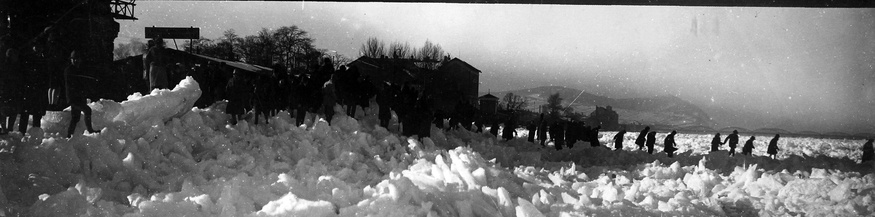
[485,86,714,127]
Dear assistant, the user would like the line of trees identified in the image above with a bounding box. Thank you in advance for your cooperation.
[359,37,448,70]
[113,25,352,72]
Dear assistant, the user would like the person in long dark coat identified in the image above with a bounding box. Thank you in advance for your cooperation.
[710,133,723,152]
[635,126,650,151]
[416,92,434,138]
[356,75,376,118]
[645,131,657,154]
[663,130,678,157]
[376,82,392,128]
[225,70,251,125]
[489,121,499,138]
[861,139,874,163]
[741,136,755,156]
[767,134,780,159]
[19,43,51,132]
[0,38,22,135]
[526,121,537,143]
[723,130,740,156]
[502,114,517,141]
[564,120,578,148]
[614,130,627,151]
[588,125,601,147]
[64,51,98,137]
[551,121,566,150]
[290,71,308,127]
[252,75,274,125]
[538,114,547,147]
[322,74,337,124]
[143,37,168,90]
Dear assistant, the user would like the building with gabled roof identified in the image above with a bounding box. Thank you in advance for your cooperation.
[347,56,481,114]
[478,93,500,115]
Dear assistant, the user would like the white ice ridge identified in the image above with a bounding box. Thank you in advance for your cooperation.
[2,77,873,217]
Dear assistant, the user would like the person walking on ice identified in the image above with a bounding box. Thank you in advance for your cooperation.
[614,129,626,151]
[663,130,678,158]
[767,134,780,159]
[742,136,755,156]
[724,130,740,156]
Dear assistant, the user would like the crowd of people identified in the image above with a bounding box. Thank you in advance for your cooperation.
[0,32,97,138]
[3,34,873,164]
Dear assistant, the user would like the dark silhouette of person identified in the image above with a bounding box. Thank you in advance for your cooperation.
[225,70,251,125]
[334,66,355,117]
[502,114,517,141]
[252,75,274,125]
[417,92,434,138]
[767,134,780,159]
[489,121,499,138]
[290,70,309,127]
[663,131,678,157]
[742,136,755,156]
[635,126,650,151]
[526,121,537,143]
[356,75,376,118]
[565,120,579,148]
[553,121,566,150]
[588,125,601,147]
[376,82,393,128]
[45,31,68,111]
[143,37,169,90]
[645,131,657,154]
[710,133,723,152]
[861,139,874,163]
[64,51,98,137]
[723,130,740,156]
[474,117,484,133]
[19,43,51,132]
[399,83,419,137]
[538,113,548,147]
[614,130,627,151]
[579,122,590,145]
[0,36,23,135]
[322,74,337,124]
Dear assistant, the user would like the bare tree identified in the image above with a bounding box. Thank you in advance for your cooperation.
[417,40,445,69]
[238,28,276,66]
[502,93,529,112]
[388,41,412,59]
[273,26,313,69]
[360,37,386,58]
[219,29,242,61]
[416,40,444,61]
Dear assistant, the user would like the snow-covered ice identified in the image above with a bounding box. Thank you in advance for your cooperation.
[1,77,873,216]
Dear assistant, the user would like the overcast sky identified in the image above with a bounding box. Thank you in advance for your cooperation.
[117,2,875,134]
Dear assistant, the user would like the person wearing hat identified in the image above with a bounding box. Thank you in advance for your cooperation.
[143,36,168,90]
[64,50,98,137]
